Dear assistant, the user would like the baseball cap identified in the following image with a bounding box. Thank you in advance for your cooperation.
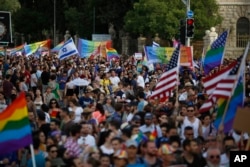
[144,113,153,119]
[125,140,138,148]
[132,115,141,122]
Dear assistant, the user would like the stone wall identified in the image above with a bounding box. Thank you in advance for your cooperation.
[216,0,250,58]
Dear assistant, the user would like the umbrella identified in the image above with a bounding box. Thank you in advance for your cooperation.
[70,78,90,86]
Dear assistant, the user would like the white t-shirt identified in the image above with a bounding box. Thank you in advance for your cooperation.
[31,73,38,87]
[181,116,200,139]
[137,75,145,88]
[77,134,96,147]
[109,76,120,87]
[69,107,83,123]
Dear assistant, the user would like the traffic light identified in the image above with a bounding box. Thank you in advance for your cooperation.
[186,18,194,38]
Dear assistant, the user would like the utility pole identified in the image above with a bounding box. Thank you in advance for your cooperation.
[186,0,190,47]
[54,0,56,46]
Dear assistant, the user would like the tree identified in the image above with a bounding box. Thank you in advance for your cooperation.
[0,0,21,13]
[124,0,222,40]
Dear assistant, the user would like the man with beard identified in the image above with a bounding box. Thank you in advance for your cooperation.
[205,147,222,167]
[182,139,207,167]
[140,140,162,167]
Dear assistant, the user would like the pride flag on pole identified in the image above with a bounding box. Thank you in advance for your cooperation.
[77,38,112,58]
[51,41,64,52]
[106,48,120,61]
[203,30,228,75]
[0,92,32,155]
[24,39,51,56]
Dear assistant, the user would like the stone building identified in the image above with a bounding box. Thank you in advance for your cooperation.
[216,0,250,58]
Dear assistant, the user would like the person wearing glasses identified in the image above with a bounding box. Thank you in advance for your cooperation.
[205,147,222,167]
[180,104,202,140]
[45,145,58,167]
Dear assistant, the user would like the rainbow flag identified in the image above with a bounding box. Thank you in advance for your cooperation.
[135,131,148,144]
[214,98,228,129]
[78,38,112,58]
[9,44,25,55]
[223,74,244,133]
[106,48,120,61]
[24,39,51,56]
[214,42,249,132]
[144,46,173,64]
[51,41,64,52]
[0,92,32,155]
[203,30,228,75]
[149,127,158,141]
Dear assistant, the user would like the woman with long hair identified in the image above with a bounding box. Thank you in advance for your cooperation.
[97,92,106,104]
[103,95,116,118]
[48,98,61,120]
[34,89,44,111]
[68,98,83,123]
[92,103,106,125]
[99,130,115,156]
[19,75,28,92]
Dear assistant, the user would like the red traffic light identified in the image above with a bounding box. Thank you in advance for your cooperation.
[186,18,194,25]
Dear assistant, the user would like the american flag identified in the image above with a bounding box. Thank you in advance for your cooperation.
[199,57,241,113]
[210,31,228,49]
[150,44,180,99]
[202,61,237,95]
[212,56,242,98]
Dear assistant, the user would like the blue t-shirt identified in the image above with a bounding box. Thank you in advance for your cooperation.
[137,101,145,112]
[27,151,45,167]
[79,96,94,108]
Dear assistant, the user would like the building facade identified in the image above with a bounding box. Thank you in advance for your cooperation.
[216,0,250,58]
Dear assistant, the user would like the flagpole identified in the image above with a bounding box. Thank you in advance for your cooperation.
[219,41,249,132]
[30,144,37,167]
[219,29,230,71]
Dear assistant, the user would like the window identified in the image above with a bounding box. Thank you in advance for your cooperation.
[236,17,250,47]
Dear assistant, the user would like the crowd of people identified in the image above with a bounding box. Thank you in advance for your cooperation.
[0,53,250,167]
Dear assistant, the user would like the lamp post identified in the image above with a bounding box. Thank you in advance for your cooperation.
[54,0,56,46]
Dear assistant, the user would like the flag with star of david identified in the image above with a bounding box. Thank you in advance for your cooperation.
[58,38,79,60]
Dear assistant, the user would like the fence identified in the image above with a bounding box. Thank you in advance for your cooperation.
[237,35,250,48]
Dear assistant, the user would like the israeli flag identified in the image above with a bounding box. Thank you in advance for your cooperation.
[58,38,79,60]
[152,41,160,47]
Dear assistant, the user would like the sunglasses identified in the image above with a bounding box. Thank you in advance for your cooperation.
[50,150,57,153]
[209,155,220,159]
[187,109,194,112]
[51,102,56,104]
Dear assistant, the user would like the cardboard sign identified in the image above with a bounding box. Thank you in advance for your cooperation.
[180,46,193,67]
[134,53,142,60]
[233,107,250,134]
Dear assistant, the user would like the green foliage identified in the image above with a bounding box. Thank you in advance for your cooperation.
[0,0,21,13]
[10,0,222,42]
[124,0,222,40]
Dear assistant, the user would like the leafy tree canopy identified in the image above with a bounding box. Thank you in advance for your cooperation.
[124,0,222,40]
[0,0,21,13]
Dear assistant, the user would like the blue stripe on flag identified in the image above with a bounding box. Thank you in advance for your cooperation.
[60,50,77,60]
